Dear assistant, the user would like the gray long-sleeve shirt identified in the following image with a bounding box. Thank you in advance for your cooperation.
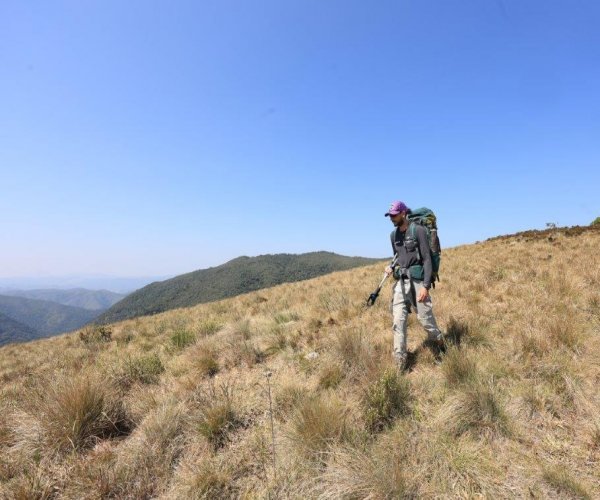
[390,223,433,289]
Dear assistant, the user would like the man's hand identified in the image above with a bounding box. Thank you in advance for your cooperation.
[417,287,430,303]
[385,266,393,276]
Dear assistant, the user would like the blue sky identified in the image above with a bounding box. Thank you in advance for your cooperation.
[1,0,599,278]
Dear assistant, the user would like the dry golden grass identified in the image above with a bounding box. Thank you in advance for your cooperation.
[1,226,600,498]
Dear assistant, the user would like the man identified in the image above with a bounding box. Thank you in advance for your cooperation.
[384,200,444,370]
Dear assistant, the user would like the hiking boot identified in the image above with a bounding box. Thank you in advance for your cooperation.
[424,338,446,361]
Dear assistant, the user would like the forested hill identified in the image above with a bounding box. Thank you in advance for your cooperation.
[96,251,379,324]
[0,295,99,345]
[0,312,38,346]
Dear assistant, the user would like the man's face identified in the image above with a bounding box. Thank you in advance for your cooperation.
[390,212,405,227]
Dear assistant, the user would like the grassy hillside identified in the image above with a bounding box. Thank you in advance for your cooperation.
[0,226,599,498]
[1,288,126,311]
[97,252,379,325]
[0,295,99,341]
[0,312,38,346]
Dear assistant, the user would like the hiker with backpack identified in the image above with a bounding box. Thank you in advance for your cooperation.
[384,201,444,370]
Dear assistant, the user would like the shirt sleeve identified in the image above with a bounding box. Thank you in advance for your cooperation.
[416,225,432,288]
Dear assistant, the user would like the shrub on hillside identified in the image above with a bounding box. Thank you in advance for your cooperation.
[194,348,220,378]
[197,319,223,337]
[170,328,196,349]
[115,353,165,388]
[591,216,600,226]
[362,368,411,433]
[80,325,112,345]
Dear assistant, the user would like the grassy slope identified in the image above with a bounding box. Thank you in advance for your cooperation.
[0,227,599,498]
[97,252,379,325]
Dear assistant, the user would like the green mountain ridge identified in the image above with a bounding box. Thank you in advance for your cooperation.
[97,251,380,324]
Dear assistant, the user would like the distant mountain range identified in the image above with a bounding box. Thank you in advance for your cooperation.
[0,295,101,347]
[0,288,126,311]
[97,252,379,324]
[0,275,169,294]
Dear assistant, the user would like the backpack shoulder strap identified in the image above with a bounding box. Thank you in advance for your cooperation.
[409,222,417,240]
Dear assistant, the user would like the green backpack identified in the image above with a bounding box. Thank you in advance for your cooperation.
[391,207,442,285]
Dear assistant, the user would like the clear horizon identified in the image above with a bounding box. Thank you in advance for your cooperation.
[2,1,599,277]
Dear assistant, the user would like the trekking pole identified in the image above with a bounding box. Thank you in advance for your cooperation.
[366,254,398,306]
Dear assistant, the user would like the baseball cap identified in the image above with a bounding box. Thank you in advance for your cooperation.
[384,201,408,217]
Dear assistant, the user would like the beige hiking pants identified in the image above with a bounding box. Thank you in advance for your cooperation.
[392,277,442,358]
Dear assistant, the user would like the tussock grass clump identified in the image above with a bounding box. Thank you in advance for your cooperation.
[33,375,131,453]
[542,465,591,499]
[441,347,478,387]
[590,422,600,450]
[545,312,584,352]
[265,324,289,354]
[170,328,196,349]
[273,310,300,324]
[4,469,55,500]
[519,383,554,417]
[79,325,112,345]
[318,362,345,389]
[275,384,310,420]
[289,393,350,460]
[530,356,580,412]
[441,381,511,438]
[197,318,223,337]
[445,316,489,348]
[195,382,239,449]
[194,348,220,378]
[518,329,550,360]
[334,328,379,380]
[362,368,411,433]
[315,444,414,499]
[420,433,505,497]
[318,290,350,314]
[0,416,11,448]
[232,318,253,340]
[239,341,265,367]
[110,401,189,498]
[115,353,165,388]
[167,451,234,499]
[221,318,265,367]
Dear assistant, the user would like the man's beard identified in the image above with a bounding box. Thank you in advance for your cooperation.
[394,215,405,227]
